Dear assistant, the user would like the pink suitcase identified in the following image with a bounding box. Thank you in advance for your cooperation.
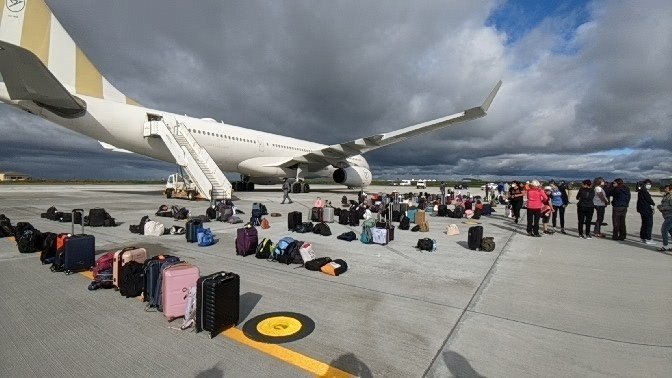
[113,247,148,289]
[161,263,200,321]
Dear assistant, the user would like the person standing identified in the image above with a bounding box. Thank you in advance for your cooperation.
[656,184,672,251]
[550,182,568,234]
[281,178,293,204]
[592,177,609,237]
[525,180,547,237]
[508,181,525,224]
[637,179,657,244]
[440,181,446,205]
[609,178,631,240]
[576,180,595,239]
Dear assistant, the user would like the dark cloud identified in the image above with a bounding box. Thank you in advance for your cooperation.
[0,0,670,181]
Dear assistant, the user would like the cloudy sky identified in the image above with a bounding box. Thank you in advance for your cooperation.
[1,0,670,181]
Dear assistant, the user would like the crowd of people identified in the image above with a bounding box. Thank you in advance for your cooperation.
[502,178,672,251]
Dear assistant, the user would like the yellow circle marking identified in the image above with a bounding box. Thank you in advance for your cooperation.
[256,316,302,337]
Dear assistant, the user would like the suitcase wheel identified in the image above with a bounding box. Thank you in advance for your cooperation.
[65,271,71,275]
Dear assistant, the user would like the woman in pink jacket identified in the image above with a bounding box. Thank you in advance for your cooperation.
[526,180,548,237]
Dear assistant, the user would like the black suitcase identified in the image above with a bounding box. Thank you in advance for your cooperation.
[438,205,447,217]
[196,271,240,338]
[468,226,483,250]
[142,255,179,304]
[339,210,349,225]
[53,209,95,274]
[287,211,302,231]
[348,210,359,226]
[186,219,202,243]
[310,207,323,222]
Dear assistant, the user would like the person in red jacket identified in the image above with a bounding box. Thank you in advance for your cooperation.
[526,180,548,237]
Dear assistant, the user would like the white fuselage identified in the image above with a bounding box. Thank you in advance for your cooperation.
[1,86,369,184]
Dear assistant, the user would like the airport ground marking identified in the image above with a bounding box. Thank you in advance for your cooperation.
[78,271,353,376]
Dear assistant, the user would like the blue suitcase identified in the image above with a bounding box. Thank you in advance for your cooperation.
[186,219,202,243]
[51,209,95,275]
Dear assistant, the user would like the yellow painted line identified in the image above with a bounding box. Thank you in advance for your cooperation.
[78,273,349,376]
[222,328,353,378]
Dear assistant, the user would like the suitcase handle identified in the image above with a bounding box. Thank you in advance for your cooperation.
[72,209,84,235]
[120,246,138,253]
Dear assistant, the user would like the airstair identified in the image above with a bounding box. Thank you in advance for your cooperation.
[143,117,232,200]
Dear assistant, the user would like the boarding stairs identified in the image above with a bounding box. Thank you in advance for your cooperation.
[143,118,232,200]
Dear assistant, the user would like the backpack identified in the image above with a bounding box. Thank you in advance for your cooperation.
[174,207,189,220]
[337,231,357,242]
[119,261,145,298]
[197,228,215,247]
[272,237,296,261]
[255,238,274,259]
[313,222,332,236]
[320,259,348,276]
[92,252,115,279]
[399,216,410,230]
[17,229,39,253]
[305,257,332,271]
[250,215,261,227]
[91,252,115,289]
[416,238,436,252]
[286,241,304,265]
[294,222,313,233]
[260,218,270,229]
[480,237,495,252]
[206,207,216,220]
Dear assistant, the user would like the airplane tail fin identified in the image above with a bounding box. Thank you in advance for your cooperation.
[0,0,138,105]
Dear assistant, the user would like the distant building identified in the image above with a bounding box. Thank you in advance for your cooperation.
[0,172,31,181]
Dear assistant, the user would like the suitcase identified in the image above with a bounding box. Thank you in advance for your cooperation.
[339,210,349,225]
[162,263,200,321]
[143,255,180,306]
[407,208,417,223]
[438,205,447,217]
[371,228,388,245]
[235,225,258,256]
[416,210,426,226]
[468,226,483,250]
[287,211,302,231]
[113,247,148,289]
[196,271,240,338]
[322,207,334,223]
[311,207,323,222]
[186,219,202,243]
[348,210,359,226]
[52,209,95,274]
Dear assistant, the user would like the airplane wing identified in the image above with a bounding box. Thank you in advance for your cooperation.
[269,80,502,168]
[0,41,86,116]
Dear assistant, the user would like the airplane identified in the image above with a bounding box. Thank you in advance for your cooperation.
[0,0,501,198]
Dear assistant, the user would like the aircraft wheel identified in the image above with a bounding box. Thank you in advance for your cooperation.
[301,183,310,193]
[292,182,302,193]
[246,182,255,191]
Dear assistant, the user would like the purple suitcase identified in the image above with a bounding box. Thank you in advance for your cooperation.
[235,225,258,256]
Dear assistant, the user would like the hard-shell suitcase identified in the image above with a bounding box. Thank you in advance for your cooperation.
[196,271,240,338]
[52,209,95,274]
[339,210,349,225]
[162,263,200,321]
[235,226,258,256]
[407,208,417,223]
[468,226,483,250]
[348,210,359,226]
[143,255,180,305]
[322,207,334,223]
[113,247,148,289]
[415,210,426,227]
[186,219,202,243]
[310,207,323,222]
[287,211,302,231]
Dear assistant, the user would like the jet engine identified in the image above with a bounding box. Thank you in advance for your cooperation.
[332,166,372,187]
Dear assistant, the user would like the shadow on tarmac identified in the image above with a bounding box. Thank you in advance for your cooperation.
[195,364,224,378]
[324,353,372,378]
[443,351,485,378]
[239,292,263,323]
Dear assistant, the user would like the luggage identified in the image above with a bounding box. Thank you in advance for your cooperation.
[39,232,58,263]
[399,216,410,230]
[272,237,296,263]
[416,238,435,251]
[143,255,180,307]
[288,211,302,231]
[186,219,203,242]
[206,207,217,220]
[406,209,417,223]
[52,210,95,274]
[438,205,447,217]
[371,228,388,245]
[299,242,315,264]
[320,259,348,276]
[119,261,145,298]
[468,226,483,250]
[447,224,460,236]
[17,227,41,254]
[113,247,148,289]
[196,271,240,338]
[337,231,357,242]
[310,207,323,222]
[197,228,215,246]
[339,210,349,225]
[235,225,258,256]
[415,210,426,226]
[162,263,200,321]
[143,220,165,236]
[305,257,332,271]
[323,207,334,223]
[312,222,332,236]
[294,222,313,233]
[92,252,115,289]
[260,218,270,229]
[480,237,495,252]
[255,238,273,259]
[482,203,493,216]
[348,210,359,226]
[88,208,108,227]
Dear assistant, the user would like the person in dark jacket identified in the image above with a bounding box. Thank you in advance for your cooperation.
[575,179,595,238]
[609,178,631,240]
[656,184,672,251]
[636,179,657,244]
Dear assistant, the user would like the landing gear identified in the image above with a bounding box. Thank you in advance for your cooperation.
[291,181,310,193]
[232,181,256,192]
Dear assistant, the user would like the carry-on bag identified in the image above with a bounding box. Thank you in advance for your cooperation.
[468,226,484,250]
[143,255,180,306]
[162,263,200,321]
[113,247,148,289]
[310,207,323,222]
[322,207,334,223]
[186,219,202,242]
[196,271,240,338]
[235,225,258,256]
[287,211,302,231]
[51,209,95,274]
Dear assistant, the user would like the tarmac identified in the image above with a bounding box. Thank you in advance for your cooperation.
[0,184,670,377]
